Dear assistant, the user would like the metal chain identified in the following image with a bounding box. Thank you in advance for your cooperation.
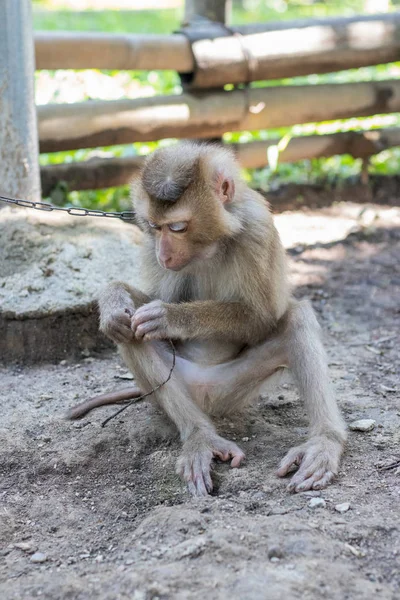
[0,194,136,221]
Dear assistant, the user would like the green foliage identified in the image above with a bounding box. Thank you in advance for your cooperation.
[33,0,400,210]
[33,6,181,34]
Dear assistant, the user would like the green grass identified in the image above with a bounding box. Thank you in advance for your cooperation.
[33,0,400,208]
[33,7,181,33]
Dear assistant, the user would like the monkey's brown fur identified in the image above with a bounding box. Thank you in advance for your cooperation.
[77,142,346,496]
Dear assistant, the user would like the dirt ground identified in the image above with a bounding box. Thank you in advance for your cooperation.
[1,198,399,599]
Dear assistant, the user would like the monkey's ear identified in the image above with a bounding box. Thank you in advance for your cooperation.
[214,171,235,204]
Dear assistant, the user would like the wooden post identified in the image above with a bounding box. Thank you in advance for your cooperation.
[184,0,231,144]
[184,0,231,24]
[0,0,41,202]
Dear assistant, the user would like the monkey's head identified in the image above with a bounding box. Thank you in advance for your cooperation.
[132,143,243,271]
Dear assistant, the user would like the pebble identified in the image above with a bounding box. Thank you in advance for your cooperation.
[30,552,47,564]
[252,491,266,501]
[115,372,134,380]
[268,546,285,560]
[308,497,326,509]
[14,542,36,554]
[349,419,376,432]
[335,502,350,513]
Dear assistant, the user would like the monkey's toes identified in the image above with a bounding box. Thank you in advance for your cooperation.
[277,439,341,493]
[214,445,245,468]
[176,452,213,497]
[287,469,336,493]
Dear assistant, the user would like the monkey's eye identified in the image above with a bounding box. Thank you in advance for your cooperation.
[148,220,161,230]
[168,222,188,233]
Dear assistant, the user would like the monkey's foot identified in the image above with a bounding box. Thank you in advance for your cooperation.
[176,430,245,497]
[276,435,343,493]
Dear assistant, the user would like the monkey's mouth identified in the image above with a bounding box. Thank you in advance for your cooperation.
[159,260,191,272]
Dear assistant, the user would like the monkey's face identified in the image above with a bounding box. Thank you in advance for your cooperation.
[132,142,243,271]
[147,212,220,271]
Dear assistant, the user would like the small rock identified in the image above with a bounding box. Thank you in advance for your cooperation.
[380,385,396,393]
[115,372,134,380]
[14,542,36,554]
[335,502,350,514]
[308,498,326,509]
[252,491,266,501]
[349,419,376,432]
[242,437,249,442]
[30,552,47,564]
[268,546,285,560]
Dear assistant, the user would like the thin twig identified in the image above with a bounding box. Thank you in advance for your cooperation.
[377,459,400,472]
[101,340,176,427]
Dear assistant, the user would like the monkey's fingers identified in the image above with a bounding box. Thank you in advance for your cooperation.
[134,318,165,340]
[112,325,135,343]
[132,302,165,325]
[103,312,134,344]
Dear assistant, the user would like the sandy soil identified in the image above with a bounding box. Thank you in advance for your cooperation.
[1,201,399,599]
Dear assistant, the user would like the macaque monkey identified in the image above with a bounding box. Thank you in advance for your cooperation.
[90,142,346,496]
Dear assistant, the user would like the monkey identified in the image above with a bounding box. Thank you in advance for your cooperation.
[78,141,346,496]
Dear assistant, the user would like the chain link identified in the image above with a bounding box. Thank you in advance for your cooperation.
[0,194,136,221]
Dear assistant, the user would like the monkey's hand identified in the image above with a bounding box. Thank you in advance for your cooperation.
[131,300,174,341]
[176,429,245,496]
[276,435,343,493]
[100,307,135,344]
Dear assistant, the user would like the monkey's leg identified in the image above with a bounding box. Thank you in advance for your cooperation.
[118,341,245,496]
[100,282,244,496]
[276,300,347,492]
[179,334,288,416]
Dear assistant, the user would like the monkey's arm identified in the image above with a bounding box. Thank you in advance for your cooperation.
[276,300,347,492]
[132,300,276,344]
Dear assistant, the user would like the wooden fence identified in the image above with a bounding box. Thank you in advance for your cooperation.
[35,1,400,194]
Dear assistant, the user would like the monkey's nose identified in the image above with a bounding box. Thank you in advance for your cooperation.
[161,256,173,269]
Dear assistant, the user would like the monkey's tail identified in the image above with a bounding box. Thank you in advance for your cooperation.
[65,386,141,420]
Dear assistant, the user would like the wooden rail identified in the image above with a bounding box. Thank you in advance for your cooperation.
[40,128,400,195]
[35,13,400,88]
[38,79,400,153]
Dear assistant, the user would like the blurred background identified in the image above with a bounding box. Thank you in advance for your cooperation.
[33,0,400,211]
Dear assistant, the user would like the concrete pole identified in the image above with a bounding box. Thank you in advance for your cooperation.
[184,0,231,24]
[0,0,41,202]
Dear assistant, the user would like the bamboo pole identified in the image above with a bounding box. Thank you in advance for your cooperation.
[40,156,144,195]
[40,128,400,195]
[38,79,400,153]
[35,13,400,87]
[0,1,41,202]
[35,32,192,72]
